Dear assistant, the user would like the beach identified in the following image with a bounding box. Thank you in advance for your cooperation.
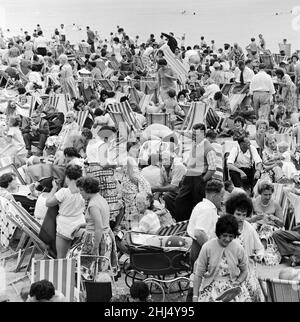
[1,0,300,52]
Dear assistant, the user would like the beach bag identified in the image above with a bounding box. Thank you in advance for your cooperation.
[263,236,281,266]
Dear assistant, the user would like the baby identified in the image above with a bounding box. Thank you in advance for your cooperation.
[278,141,297,179]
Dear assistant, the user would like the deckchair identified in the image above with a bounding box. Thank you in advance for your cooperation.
[157,220,189,236]
[49,94,60,109]
[260,54,274,70]
[211,142,224,181]
[56,93,71,115]
[139,93,154,115]
[146,113,171,128]
[285,192,300,230]
[180,104,191,116]
[181,101,207,131]
[108,55,120,70]
[160,44,188,84]
[108,100,141,131]
[108,111,131,140]
[220,83,235,96]
[75,110,90,130]
[278,43,291,57]
[273,54,288,66]
[228,93,247,115]
[94,79,114,91]
[275,132,295,149]
[205,107,225,132]
[258,277,300,302]
[128,86,141,106]
[31,256,80,302]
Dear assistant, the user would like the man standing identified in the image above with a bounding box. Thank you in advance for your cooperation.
[86,26,95,53]
[34,30,49,56]
[59,24,66,43]
[186,180,225,301]
[174,123,217,222]
[249,63,275,119]
[157,58,177,102]
[22,111,49,157]
[234,60,254,87]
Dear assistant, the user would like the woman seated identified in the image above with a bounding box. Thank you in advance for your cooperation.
[193,215,251,302]
[45,165,86,258]
[134,192,161,234]
[250,181,283,265]
[225,193,265,301]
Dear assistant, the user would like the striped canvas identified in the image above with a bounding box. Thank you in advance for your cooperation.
[139,93,154,114]
[146,113,170,127]
[160,44,188,84]
[31,258,79,302]
[75,110,89,129]
[157,220,189,236]
[181,101,207,131]
[211,142,223,181]
[95,79,114,91]
[129,86,141,106]
[49,94,60,109]
[278,126,293,134]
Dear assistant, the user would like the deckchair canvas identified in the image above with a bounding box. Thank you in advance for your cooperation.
[75,110,90,130]
[146,113,171,127]
[181,101,207,131]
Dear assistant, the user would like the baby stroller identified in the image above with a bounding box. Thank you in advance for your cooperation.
[122,231,192,302]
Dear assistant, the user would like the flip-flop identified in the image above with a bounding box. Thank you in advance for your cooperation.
[215,286,242,302]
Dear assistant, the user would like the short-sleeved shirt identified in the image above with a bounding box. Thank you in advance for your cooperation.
[227,144,262,169]
[187,198,218,240]
[160,161,186,187]
[253,196,283,221]
[54,188,85,218]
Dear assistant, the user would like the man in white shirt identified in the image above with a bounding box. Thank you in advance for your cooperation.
[234,60,254,86]
[186,179,224,301]
[34,30,49,56]
[227,135,262,194]
[249,63,275,119]
[59,24,66,43]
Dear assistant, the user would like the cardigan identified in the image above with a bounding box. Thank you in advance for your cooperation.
[194,238,248,290]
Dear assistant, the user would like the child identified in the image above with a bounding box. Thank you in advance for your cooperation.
[161,89,185,129]
[278,141,297,179]
[187,65,199,83]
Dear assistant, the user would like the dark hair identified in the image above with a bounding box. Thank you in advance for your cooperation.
[177,91,186,100]
[130,281,149,302]
[215,214,239,238]
[157,58,167,66]
[192,123,206,132]
[214,91,222,100]
[81,128,93,140]
[76,176,100,194]
[0,173,16,188]
[206,129,217,140]
[73,99,85,111]
[205,179,224,194]
[94,108,104,117]
[65,165,82,181]
[269,120,279,131]
[224,180,233,191]
[275,68,284,78]
[234,116,245,127]
[257,181,274,194]
[25,35,31,41]
[167,89,176,98]
[63,147,81,158]
[29,279,55,301]
[31,65,39,72]
[225,193,253,217]
[37,30,43,36]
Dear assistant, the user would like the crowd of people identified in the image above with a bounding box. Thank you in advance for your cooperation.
[1,23,300,302]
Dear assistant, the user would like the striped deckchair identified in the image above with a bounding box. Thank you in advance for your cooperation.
[108,111,130,140]
[160,44,188,84]
[157,220,189,236]
[278,125,293,134]
[107,101,141,131]
[220,83,235,96]
[95,79,114,91]
[108,55,120,70]
[205,107,224,132]
[260,54,274,69]
[229,93,247,115]
[75,110,90,130]
[211,142,223,181]
[49,94,60,109]
[31,257,80,302]
[275,132,294,149]
[273,54,288,66]
[128,86,141,106]
[258,277,300,302]
[181,101,207,131]
[55,93,71,115]
[285,192,300,230]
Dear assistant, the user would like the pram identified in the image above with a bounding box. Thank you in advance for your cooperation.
[122,231,192,302]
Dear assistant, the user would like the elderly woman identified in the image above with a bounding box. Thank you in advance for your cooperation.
[250,181,283,266]
[227,135,262,194]
[135,192,161,234]
[261,135,287,183]
[275,68,297,116]
[76,176,119,274]
[45,165,86,258]
[193,215,250,302]
[58,54,78,99]
[226,193,264,301]
[119,157,152,231]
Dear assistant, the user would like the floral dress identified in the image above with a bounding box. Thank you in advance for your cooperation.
[277,74,297,114]
[198,253,251,302]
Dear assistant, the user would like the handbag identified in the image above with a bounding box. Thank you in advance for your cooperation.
[263,236,282,266]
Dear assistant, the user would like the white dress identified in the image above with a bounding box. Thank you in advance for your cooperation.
[281,151,297,179]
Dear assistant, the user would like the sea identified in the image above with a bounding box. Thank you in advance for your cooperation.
[1,0,300,52]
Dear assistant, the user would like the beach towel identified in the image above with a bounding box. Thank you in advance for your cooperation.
[160,44,188,84]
